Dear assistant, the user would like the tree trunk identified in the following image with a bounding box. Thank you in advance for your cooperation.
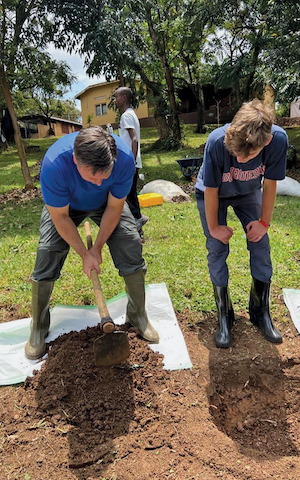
[0,63,33,190]
[48,119,55,136]
[153,102,172,141]
[163,62,181,144]
[245,34,262,101]
[118,66,125,86]
[129,60,171,141]
[146,7,181,145]
[190,84,206,134]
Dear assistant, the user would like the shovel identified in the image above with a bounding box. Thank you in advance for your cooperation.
[84,221,130,367]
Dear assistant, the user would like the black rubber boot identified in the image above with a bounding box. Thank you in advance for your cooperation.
[249,278,282,344]
[213,285,234,349]
[124,270,159,343]
[25,280,54,360]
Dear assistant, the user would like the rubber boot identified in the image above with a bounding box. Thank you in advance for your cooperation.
[124,270,159,343]
[213,285,234,349]
[25,280,54,360]
[249,278,282,343]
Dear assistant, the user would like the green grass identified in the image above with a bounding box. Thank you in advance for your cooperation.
[1,126,300,322]
[0,137,60,194]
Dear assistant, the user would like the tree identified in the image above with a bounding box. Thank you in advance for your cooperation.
[46,0,181,144]
[15,94,81,123]
[0,0,50,188]
[170,0,218,133]
[15,49,76,133]
[212,0,300,105]
[0,2,31,187]
[0,1,77,188]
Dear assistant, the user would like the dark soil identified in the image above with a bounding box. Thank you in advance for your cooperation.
[1,304,300,480]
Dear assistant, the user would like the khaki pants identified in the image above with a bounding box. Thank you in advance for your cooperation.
[32,203,146,282]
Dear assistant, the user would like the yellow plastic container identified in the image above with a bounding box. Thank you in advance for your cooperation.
[138,193,164,207]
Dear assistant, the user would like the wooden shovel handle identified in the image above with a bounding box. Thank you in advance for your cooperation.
[84,221,110,320]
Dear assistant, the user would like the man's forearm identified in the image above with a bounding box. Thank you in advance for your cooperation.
[94,204,123,250]
[54,215,88,258]
[261,179,277,226]
[127,128,138,160]
[204,187,220,233]
[131,139,138,160]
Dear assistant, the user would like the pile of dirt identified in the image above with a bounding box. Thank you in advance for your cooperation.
[0,187,42,205]
[276,117,300,127]
[1,308,300,479]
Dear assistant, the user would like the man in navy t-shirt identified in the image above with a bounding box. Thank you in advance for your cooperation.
[25,126,159,360]
[195,99,288,349]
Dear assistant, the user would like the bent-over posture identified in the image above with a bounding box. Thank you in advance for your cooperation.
[195,99,288,348]
[25,126,159,360]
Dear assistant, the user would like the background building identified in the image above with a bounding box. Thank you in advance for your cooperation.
[75,80,149,129]
[18,114,82,138]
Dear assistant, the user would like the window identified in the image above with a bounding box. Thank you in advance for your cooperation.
[28,123,38,134]
[95,103,107,116]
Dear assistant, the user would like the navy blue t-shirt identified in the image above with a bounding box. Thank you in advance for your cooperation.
[40,132,135,210]
[195,124,288,197]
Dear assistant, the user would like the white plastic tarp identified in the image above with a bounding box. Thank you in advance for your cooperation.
[283,288,300,334]
[290,99,300,118]
[0,283,192,386]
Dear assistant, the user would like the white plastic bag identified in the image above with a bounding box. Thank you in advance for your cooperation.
[277,177,300,197]
[283,289,300,334]
[140,180,191,202]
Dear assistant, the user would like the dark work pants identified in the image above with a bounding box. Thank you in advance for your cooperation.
[196,188,272,287]
[32,202,146,282]
[126,168,142,220]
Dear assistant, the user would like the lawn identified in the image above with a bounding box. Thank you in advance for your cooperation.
[1,125,300,323]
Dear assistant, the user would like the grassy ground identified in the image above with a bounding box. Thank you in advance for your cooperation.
[1,125,300,323]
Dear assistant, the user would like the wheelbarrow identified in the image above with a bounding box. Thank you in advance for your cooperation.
[176,156,203,180]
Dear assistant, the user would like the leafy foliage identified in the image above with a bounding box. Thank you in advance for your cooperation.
[211,0,300,104]
[14,49,76,121]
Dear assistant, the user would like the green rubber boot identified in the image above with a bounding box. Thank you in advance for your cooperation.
[124,270,159,343]
[25,280,54,360]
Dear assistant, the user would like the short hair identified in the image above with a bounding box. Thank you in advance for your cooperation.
[225,99,274,157]
[74,126,117,174]
[115,86,132,103]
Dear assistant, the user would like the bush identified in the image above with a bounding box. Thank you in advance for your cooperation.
[275,104,290,118]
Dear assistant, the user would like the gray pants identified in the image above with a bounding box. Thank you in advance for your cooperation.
[32,203,146,281]
[196,188,272,287]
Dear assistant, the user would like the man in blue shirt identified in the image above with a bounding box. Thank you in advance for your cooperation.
[25,126,159,360]
[195,99,288,348]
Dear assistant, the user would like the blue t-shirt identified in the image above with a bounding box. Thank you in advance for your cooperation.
[195,124,288,197]
[40,132,135,210]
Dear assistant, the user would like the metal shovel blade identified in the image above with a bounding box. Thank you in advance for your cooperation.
[93,331,130,367]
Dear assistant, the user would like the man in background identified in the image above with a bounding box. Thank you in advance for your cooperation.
[115,87,149,237]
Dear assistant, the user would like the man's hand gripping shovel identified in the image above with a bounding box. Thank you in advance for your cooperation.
[84,221,130,367]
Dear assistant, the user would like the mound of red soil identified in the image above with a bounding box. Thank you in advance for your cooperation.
[1,307,300,479]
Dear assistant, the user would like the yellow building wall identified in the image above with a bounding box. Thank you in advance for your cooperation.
[78,80,149,128]
[37,124,50,138]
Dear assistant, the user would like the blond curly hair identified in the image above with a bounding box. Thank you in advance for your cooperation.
[225,99,274,157]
